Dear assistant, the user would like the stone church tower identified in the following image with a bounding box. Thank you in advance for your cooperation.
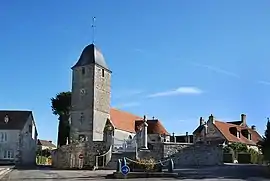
[70,44,111,142]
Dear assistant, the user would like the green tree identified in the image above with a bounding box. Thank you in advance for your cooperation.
[228,142,248,153]
[51,91,71,147]
[261,118,270,162]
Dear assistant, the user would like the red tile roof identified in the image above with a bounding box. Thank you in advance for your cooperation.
[214,120,262,145]
[109,108,169,135]
[135,119,169,135]
[110,108,142,133]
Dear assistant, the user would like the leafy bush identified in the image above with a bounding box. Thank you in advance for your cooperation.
[229,142,248,153]
[136,158,155,171]
[248,148,264,164]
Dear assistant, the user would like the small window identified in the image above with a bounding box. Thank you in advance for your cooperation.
[102,69,105,77]
[82,67,85,75]
[29,125,32,133]
[80,113,84,124]
[0,133,7,142]
[3,150,13,159]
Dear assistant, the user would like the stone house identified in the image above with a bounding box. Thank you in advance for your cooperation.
[0,110,38,165]
[37,139,56,150]
[193,114,262,151]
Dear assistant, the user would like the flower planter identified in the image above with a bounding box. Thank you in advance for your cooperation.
[128,162,162,172]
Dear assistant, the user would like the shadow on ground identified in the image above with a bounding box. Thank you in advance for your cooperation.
[9,164,270,180]
[176,164,270,180]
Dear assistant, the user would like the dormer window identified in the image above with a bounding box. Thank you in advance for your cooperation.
[229,127,237,137]
[82,67,85,75]
[241,129,249,139]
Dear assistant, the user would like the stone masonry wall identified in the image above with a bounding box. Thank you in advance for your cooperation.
[51,141,107,169]
[137,142,223,167]
[172,144,223,167]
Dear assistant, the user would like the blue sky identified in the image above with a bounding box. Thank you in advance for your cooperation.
[1,1,270,144]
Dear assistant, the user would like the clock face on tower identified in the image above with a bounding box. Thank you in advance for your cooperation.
[80,88,86,95]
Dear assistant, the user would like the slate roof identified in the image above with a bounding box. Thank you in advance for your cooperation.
[72,44,110,70]
[109,108,169,135]
[0,110,32,130]
[37,139,56,148]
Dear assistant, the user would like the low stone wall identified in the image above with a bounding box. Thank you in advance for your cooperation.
[51,141,107,169]
[138,142,223,167]
[172,144,223,167]
[163,143,191,158]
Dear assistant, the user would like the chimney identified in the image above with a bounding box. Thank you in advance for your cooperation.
[251,125,256,131]
[185,132,190,143]
[241,114,246,126]
[200,117,204,126]
[209,114,215,124]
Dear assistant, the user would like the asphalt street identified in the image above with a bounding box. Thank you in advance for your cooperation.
[2,164,270,181]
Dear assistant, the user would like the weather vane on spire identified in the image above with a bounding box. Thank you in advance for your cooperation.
[91,17,96,44]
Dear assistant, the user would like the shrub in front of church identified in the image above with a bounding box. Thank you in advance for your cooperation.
[128,158,156,172]
[137,158,155,171]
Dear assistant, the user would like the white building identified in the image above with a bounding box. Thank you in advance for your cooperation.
[0,110,38,165]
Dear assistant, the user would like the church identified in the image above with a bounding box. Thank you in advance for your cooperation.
[51,43,224,169]
[69,43,169,151]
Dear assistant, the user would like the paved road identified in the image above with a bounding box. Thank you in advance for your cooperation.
[2,164,270,181]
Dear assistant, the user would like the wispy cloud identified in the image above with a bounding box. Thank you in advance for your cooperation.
[192,62,240,78]
[147,87,203,98]
[258,80,270,86]
[113,89,144,99]
[114,102,140,109]
[133,48,144,53]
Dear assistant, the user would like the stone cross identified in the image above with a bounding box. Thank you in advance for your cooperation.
[142,115,148,149]
[172,132,176,143]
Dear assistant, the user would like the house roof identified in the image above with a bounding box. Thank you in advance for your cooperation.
[37,139,56,148]
[109,108,169,135]
[214,120,262,145]
[135,119,169,135]
[0,110,32,130]
[193,125,204,134]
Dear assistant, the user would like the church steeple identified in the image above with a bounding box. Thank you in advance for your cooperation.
[72,44,110,71]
